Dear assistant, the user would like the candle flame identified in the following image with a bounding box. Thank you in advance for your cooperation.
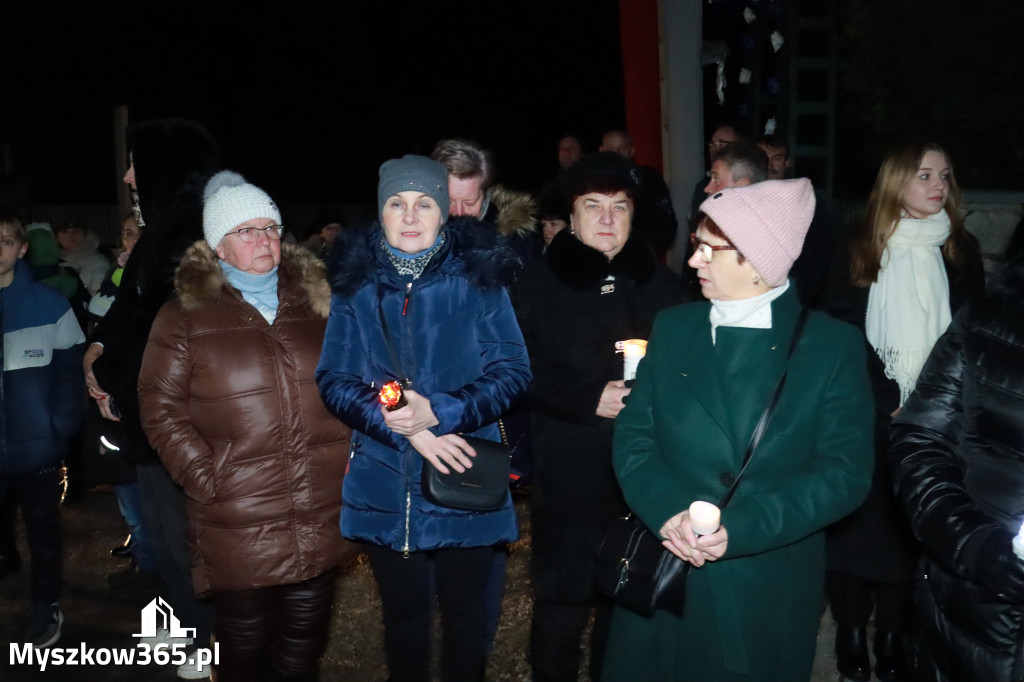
[615,339,648,357]
[379,381,403,407]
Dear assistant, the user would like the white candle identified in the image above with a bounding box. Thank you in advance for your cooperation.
[618,339,648,382]
[689,500,721,536]
[1013,521,1024,560]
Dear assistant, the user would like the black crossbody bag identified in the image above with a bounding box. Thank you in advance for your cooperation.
[376,283,510,512]
[594,307,809,618]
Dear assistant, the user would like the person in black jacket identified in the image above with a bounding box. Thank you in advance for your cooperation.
[889,252,1024,682]
[599,130,679,257]
[83,119,220,679]
[514,152,682,681]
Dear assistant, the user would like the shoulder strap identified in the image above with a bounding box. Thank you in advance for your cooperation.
[375,276,411,388]
[717,306,810,509]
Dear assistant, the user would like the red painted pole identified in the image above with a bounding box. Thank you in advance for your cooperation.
[617,0,663,172]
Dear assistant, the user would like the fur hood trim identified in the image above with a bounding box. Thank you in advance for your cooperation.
[175,241,331,317]
[489,185,538,238]
[328,217,519,297]
[544,228,657,292]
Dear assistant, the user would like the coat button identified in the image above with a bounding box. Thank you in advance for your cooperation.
[720,472,736,487]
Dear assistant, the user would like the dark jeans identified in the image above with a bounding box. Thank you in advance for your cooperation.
[212,568,337,682]
[530,597,612,682]
[430,545,507,652]
[827,570,913,633]
[365,543,493,682]
[113,481,158,571]
[0,467,62,604]
[136,462,213,648]
[483,546,507,652]
[0,479,18,565]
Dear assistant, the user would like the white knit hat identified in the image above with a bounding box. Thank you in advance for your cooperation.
[202,170,281,248]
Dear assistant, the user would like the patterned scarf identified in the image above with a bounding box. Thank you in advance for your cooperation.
[381,232,446,280]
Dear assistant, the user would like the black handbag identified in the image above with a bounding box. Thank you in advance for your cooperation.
[376,283,510,512]
[594,307,810,618]
[420,435,510,511]
[594,514,691,617]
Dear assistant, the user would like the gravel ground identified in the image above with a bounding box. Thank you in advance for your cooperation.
[1,486,843,681]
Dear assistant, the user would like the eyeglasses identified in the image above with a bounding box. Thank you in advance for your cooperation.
[690,233,737,263]
[224,225,284,243]
[707,138,734,150]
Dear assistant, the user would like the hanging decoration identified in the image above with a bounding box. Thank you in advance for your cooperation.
[704,0,790,136]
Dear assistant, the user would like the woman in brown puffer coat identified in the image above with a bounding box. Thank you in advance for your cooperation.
[139,171,352,682]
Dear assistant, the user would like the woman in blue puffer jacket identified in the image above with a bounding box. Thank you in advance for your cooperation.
[316,154,530,682]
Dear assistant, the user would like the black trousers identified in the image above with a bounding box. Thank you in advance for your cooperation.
[212,568,337,682]
[529,596,612,682]
[365,543,493,682]
[136,462,213,648]
[0,467,61,605]
[827,570,912,634]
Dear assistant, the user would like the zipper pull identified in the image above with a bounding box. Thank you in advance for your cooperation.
[402,282,412,316]
[402,490,412,558]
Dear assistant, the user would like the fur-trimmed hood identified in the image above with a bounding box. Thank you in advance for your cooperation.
[174,241,331,317]
[543,227,657,292]
[486,185,538,238]
[327,217,520,298]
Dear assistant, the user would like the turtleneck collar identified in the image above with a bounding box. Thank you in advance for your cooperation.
[709,279,790,344]
[220,260,279,324]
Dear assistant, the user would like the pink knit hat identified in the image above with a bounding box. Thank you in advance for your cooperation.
[698,178,816,287]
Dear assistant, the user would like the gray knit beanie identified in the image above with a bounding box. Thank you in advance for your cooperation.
[377,155,450,223]
[203,170,281,249]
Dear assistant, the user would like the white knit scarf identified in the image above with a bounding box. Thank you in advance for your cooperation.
[865,209,952,405]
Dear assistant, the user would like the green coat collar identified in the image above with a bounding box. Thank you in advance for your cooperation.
[676,288,803,448]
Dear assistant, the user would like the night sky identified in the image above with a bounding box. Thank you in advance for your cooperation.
[5,1,1023,213]
[2,0,626,206]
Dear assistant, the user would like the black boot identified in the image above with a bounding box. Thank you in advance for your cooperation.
[874,631,909,682]
[835,624,871,682]
[110,535,132,559]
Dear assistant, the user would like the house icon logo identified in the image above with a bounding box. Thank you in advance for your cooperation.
[133,597,196,639]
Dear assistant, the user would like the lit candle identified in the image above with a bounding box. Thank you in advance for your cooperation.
[1013,521,1024,560]
[379,381,408,411]
[689,500,721,536]
[617,339,648,382]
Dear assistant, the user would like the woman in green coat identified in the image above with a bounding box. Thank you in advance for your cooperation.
[603,179,874,681]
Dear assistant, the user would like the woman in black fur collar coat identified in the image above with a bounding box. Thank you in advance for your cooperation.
[512,152,682,681]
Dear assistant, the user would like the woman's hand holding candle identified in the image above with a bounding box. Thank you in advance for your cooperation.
[382,388,440,436]
[660,508,729,567]
[689,500,721,536]
[596,380,631,419]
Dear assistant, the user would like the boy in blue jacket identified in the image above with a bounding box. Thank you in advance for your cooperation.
[0,204,86,648]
